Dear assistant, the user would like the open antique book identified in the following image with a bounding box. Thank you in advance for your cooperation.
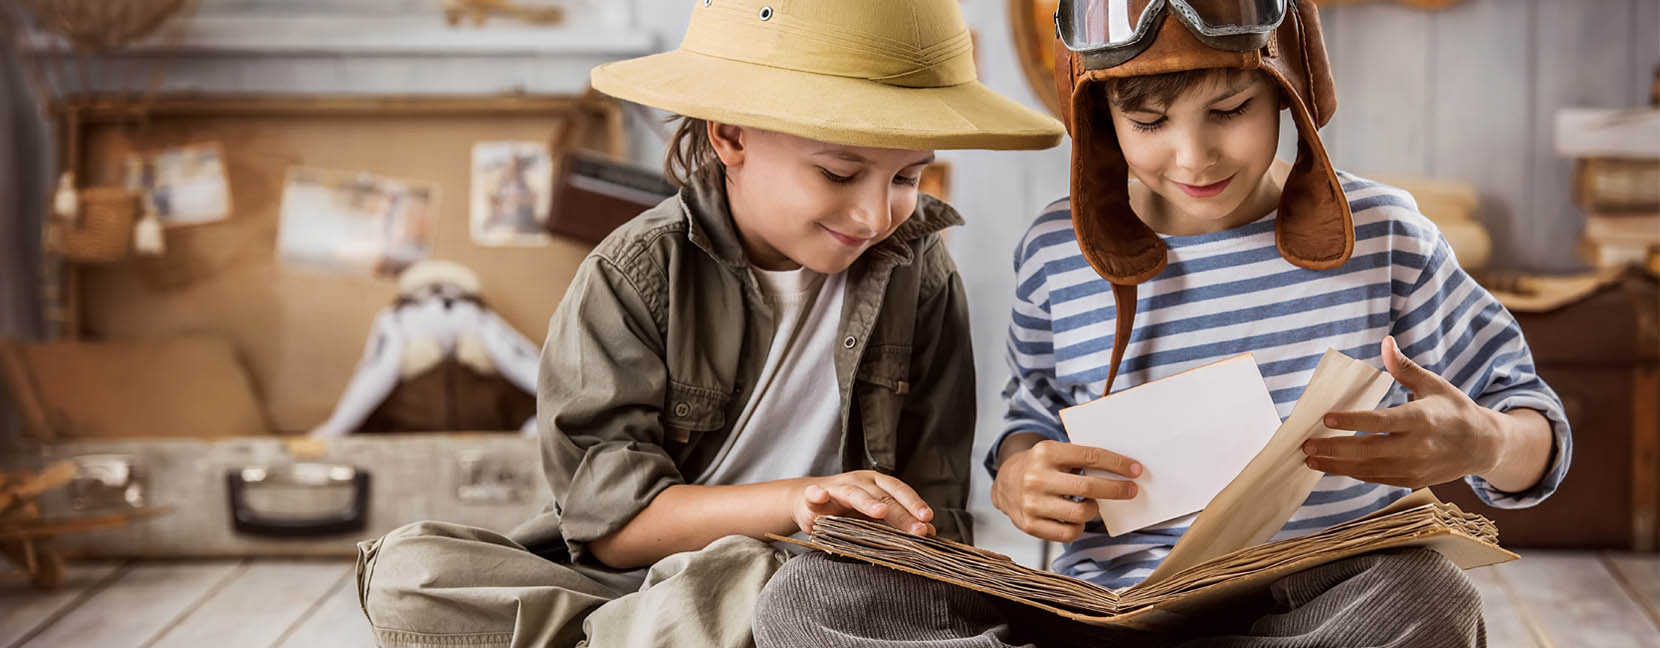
[772,349,1518,629]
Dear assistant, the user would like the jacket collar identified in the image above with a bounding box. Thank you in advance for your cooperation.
[679,168,965,270]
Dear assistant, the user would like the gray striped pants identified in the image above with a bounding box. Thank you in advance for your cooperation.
[753,548,1484,648]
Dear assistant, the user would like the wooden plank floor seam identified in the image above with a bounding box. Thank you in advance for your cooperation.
[135,560,251,648]
[264,567,357,648]
[1602,553,1660,633]
[3,564,130,648]
[1485,562,1555,648]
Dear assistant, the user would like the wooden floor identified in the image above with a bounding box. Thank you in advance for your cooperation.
[2,552,1656,647]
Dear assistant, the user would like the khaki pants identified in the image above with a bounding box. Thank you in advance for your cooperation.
[357,522,787,648]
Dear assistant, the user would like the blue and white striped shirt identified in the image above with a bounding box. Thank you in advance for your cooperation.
[991,172,1572,589]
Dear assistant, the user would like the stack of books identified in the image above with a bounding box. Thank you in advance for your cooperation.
[1556,108,1659,272]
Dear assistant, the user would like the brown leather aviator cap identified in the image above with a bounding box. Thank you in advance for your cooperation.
[1051,0,1349,392]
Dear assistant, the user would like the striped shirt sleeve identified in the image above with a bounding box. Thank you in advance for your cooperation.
[986,218,1073,477]
[1388,212,1572,510]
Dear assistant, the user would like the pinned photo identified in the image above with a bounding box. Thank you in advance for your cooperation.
[123,142,233,227]
[470,141,553,247]
[277,167,439,278]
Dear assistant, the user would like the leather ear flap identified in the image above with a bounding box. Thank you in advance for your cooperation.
[1269,67,1352,271]
[1069,79,1167,285]
[1292,0,1337,127]
[1053,41,1079,135]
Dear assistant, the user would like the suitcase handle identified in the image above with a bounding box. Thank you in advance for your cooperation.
[226,463,371,537]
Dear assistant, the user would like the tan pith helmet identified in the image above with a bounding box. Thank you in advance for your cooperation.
[591,0,1065,151]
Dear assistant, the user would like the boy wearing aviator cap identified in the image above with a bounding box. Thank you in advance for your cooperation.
[756,2,1570,646]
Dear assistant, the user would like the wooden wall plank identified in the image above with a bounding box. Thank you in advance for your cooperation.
[1530,0,1637,272]
[1324,4,1434,177]
[1429,0,1535,270]
[148,560,351,648]
[274,570,376,648]
[0,563,124,648]
[19,561,244,647]
[1497,552,1660,646]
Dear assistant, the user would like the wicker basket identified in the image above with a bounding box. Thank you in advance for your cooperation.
[46,186,139,263]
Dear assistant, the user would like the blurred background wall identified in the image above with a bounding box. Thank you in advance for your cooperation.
[2,0,1654,563]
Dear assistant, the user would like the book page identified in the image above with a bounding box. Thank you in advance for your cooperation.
[1142,348,1395,586]
[1059,354,1282,536]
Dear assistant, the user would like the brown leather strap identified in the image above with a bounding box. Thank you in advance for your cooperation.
[1106,282,1137,395]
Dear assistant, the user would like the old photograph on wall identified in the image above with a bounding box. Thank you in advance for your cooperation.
[277,166,439,277]
[469,140,554,247]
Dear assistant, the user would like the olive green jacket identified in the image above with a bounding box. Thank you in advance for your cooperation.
[510,172,978,566]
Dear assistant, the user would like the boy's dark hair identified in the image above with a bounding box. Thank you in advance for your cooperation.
[665,117,723,188]
[1105,68,1257,113]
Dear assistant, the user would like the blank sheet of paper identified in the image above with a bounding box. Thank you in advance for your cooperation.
[1058,354,1281,537]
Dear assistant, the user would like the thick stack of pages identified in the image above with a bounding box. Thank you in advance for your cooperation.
[781,492,1512,628]
[772,349,1518,629]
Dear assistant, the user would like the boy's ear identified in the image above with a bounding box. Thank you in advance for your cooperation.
[707,121,747,168]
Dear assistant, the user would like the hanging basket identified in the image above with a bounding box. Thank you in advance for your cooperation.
[20,0,192,53]
[46,186,139,263]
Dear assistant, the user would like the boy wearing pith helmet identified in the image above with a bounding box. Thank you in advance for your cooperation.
[352,1,1063,647]
[756,2,1569,646]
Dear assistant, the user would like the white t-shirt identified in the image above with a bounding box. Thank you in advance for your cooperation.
[694,266,847,486]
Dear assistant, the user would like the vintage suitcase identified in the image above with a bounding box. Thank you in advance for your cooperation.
[0,336,547,558]
[1433,270,1659,551]
[27,434,546,558]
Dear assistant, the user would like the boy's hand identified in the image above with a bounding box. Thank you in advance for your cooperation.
[792,471,935,537]
[991,440,1141,543]
[1305,336,1505,489]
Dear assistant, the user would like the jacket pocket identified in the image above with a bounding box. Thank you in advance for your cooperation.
[854,344,912,471]
[663,380,729,444]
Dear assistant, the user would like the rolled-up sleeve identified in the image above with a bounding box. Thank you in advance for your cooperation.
[987,224,1072,479]
[533,254,683,562]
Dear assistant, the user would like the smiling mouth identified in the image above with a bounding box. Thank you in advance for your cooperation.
[1175,175,1234,198]
[821,225,869,247]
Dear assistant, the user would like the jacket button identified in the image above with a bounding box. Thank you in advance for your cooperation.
[842,336,857,349]
[673,402,691,417]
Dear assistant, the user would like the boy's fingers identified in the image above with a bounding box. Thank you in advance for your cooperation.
[879,505,927,536]
[1305,453,1412,482]
[826,482,888,518]
[805,495,839,516]
[1042,442,1142,478]
[803,484,831,505]
[1382,336,1445,396]
[1020,517,1085,544]
[1041,471,1138,501]
[871,474,934,522]
[1323,404,1417,434]
[1303,433,1406,460]
[1027,494,1098,524]
[862,489,924,535]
